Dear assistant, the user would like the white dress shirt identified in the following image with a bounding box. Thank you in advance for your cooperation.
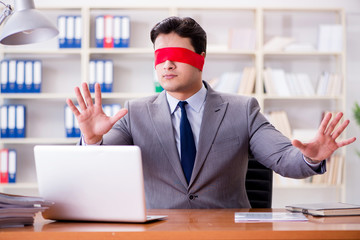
[166,84,207,158]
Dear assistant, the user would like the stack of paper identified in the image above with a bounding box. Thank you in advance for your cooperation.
[0,192,53,228]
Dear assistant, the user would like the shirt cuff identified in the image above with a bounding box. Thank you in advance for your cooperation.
[303,155,322,169]
[81,135,103,146]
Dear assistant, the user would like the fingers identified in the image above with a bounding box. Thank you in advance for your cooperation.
[318,112,332,135]
[74,86,87,111]
[81,82,94,108]
[292,139,306,151]
[331,119,349,139]
[109,108,128,125]
[337,137,357,148]
[324,112,343,136]
[66,98,81,116]
[94,83,102,107]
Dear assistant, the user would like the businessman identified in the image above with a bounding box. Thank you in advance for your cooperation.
[67,16,356,209]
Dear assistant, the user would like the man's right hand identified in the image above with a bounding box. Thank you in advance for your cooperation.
[66,82,128,144]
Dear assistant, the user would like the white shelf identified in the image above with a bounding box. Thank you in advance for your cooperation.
[0,6,347,201]
[0,138,79,144]
[263,95,343,100]
[0,92,155,100]
[263,51,343,56]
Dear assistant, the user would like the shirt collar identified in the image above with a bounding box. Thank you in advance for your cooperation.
[167,83,207,115]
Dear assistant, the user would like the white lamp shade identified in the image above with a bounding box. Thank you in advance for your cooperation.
[0,8,59,45]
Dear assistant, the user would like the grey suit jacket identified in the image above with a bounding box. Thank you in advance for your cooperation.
[99,82,324,209]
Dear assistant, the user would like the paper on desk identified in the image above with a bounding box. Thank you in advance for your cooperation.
[235,212,308,222]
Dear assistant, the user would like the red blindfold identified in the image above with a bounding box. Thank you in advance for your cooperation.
[154,47,205,71]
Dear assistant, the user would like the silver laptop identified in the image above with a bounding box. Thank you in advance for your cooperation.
[34,145,166,223]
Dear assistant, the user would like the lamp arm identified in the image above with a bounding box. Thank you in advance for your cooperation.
[0,1,12,25]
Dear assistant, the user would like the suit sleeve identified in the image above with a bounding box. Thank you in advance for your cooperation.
[246,97,325,178]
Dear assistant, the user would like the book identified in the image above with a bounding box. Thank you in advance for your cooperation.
[286,202,360,217]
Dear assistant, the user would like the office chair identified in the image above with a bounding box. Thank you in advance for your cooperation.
[245,157,273,208]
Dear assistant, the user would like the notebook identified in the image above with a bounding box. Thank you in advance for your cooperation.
[286,202,360,217]
[34,145,166,222]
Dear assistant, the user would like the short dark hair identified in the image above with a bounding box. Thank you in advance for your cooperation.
[150,16,207,54]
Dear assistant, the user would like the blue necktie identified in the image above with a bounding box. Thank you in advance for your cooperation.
[178,101,196,184]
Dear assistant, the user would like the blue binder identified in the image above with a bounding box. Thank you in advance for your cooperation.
[24,61,33,93]
[74,15,82,48]
[65,16,75,48]
[8,149,16,183]
[113,16,121,48]
[7,105,16,138]
[8,60,17,93]
[103,60,113,92]
[0,105,8,138]
[16,60,25,93]
[0,60,8,93]
[33,61,42,93]
[15,105,26,138]
[58,15,67,48]
[64,105,74,138]
[95,15,105,48]
[120,16,130,48]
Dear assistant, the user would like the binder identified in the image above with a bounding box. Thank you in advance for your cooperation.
[103,60,113,92]
[33,61,42,93]
[111,104,121,116]
[16,60,25,93]
[89,60,96,93]
[66,16,75,48]
[104,15,114,48]
[121,16,130,48]
[0,60,8,93]
[73,113,80,137]
[8,60,17,93]
[0,105,8,138]
[96,60,104,89]
[74,16,82,48]
[15,105,25,138]
[8,149,16,183]
[58,15,67,48]
[113,16,121,48]
[25,61,33,92]
[103,105,112,117]
[95,15,105,48]
[7,105,16,138]
[64,105,74,138]
[0,149,8,183]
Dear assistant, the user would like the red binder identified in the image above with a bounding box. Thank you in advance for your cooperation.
[0,148,9,183]
[104,15,114,48]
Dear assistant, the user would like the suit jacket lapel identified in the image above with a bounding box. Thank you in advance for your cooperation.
[189,86,228,187]
[147,92,189,188]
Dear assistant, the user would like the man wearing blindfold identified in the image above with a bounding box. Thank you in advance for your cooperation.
[67,16,356,209]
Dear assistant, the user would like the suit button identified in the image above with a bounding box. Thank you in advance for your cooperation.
[189,194,197,200]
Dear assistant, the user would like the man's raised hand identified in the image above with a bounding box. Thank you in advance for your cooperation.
[66,82,128,144]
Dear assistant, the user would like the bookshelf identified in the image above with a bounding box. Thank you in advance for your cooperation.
[0,5,347,205]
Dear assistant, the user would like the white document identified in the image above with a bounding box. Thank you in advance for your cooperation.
[235,212,308,222]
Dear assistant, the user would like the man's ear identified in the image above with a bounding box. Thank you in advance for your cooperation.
[201,52,206,58]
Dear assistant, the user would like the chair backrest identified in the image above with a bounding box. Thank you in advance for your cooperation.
[245,157,273,208]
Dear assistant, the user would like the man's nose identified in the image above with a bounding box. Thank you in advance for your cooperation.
[163,60,175,70]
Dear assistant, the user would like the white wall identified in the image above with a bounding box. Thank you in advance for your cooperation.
[29,0,360,204]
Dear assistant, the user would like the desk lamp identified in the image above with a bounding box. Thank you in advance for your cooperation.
[0,0,58,45]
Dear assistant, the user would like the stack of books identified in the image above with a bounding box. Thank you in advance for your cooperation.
[0,192,52,228]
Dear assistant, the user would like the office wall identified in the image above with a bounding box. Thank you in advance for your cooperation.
[32,0,360,204]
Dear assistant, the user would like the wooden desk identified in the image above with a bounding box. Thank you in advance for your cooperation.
[1,209,360,240]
